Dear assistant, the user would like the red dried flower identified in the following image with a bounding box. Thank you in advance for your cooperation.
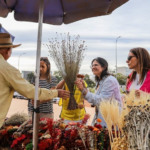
[94,124,102,130]
[75,139,84,147]
[11,134,26,148]
[68,122,77,126]
[1,129,7,135]
[70,129,78,139]
[88,126,94,131]
[64,130,71,138]
[82,114,90,124]
[38,140,49,150]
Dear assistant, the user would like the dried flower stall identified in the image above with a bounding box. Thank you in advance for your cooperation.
[99,90,150,150]
[0,114,110,150]
[0,33,111,150]
[1,93,149,150]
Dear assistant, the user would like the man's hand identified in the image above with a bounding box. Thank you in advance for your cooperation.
[57,89,70,99]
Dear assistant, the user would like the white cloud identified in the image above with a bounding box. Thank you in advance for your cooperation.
[1,0,150,76]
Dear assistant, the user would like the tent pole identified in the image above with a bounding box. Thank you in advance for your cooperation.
[33,0,44,149]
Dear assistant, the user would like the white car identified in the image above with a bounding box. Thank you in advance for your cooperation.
[13,92,28,100]
[53,97,60,104]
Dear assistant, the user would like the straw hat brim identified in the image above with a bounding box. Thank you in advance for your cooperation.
[0,44,21,48]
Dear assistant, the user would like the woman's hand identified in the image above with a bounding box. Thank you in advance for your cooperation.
[75,78,84,91]
[56,80,65,89]
[135,90,140,98]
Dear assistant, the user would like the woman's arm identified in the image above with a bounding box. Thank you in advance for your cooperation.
[56,80,65,89]
[75,78,88,95]
[85,78,118,106]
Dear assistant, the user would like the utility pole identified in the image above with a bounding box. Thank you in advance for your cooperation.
[115,36,121,76]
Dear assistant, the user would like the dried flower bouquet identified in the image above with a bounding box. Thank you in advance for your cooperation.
[46,33,86,110]
[99,90,150,150]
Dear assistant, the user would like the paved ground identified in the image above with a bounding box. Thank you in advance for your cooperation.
[7,99,95,125]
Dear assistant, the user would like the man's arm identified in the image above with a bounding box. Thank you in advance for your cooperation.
[4,66,69,101]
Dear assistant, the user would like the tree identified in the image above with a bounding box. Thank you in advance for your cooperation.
[53,71,63,83]
[116,73,127,85]
[27,72,35,83]
[84,74,96,88]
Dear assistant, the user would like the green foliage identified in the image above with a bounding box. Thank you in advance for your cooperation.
[84,74,96,88]
[26,142,33,150]
[97,128,110,150]
[7,128,18,134]
[27,72,34,83]
[53,72,96,89]
[53,71,63,83]
[88,87,95,93]
[116,73,127,85]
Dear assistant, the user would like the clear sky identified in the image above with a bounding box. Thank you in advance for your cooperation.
[0,0,150,76]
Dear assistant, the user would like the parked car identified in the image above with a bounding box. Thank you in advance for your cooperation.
[13,92,60,102]
[13,92,29,100]
[53,97,60,104]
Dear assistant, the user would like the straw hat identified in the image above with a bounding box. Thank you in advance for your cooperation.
[0,33,21,48]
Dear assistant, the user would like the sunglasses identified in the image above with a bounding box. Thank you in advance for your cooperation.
[127,56,136,61]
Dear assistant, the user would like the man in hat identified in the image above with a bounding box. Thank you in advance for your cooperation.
[0,33,70,128]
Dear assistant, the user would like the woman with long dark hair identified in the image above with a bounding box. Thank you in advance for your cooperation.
[126,47,150,94]
[76,57,122,127]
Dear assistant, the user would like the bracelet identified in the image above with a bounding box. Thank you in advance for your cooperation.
[82,88,87,96]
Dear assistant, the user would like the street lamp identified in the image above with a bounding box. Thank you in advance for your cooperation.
[115,36,121,76]
[18,53,26,70]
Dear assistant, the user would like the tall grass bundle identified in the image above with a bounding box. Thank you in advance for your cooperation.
[123,90,150,150]
[124,90,150,107]
[99,100,125,149]
[46,33,86,110]
[100,91,150,150]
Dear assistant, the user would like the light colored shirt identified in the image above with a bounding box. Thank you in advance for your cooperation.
[129,73,145,91]
[0,54,58,128]
[85,75,122,127]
